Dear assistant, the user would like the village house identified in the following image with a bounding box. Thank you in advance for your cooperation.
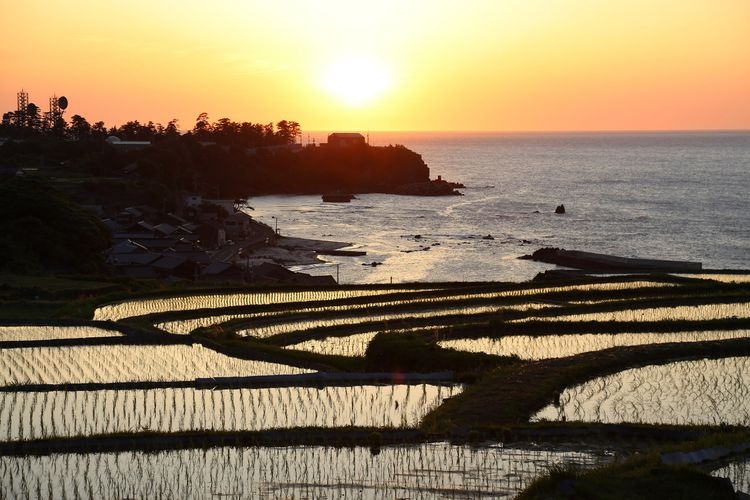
[326,133,366,148]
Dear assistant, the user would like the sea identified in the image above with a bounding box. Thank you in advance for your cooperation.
[247,131,750,284]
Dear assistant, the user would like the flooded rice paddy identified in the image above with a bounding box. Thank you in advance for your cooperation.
[439,330,750,360]
[0,384,462,441]
[532,357,750,426]
[100,279,672,326]
[234,304,547,339]
[712,457,750,495]
[155,300,553,335]
[0,442,613,499]
[3,278,748,497]
[0,325,122,342]
[519,302,750,323]
[678,274,750,284]
[94,288,431,322]
[286,331,381,357]
[0,344,311,386]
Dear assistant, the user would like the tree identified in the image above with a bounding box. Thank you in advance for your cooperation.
[91,121,107,139]
[263,123,275,142]
[193,112,211,139]
[276,120,301,145]
[0,112,15,136]
[51,115,67,137]
[164,118,179,138]
[213,118,240,144]
[0,176,111,274]
[239,122,265,146]
[117,120,156,141]
[70,114,91,140]
[25,103,41,132]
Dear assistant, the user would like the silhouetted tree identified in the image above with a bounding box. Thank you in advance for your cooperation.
[239,122,265,145]
[276,120,301,145]
[70,115,91,140]
[117,120,156,141]
[25,103,41,132]
[193,112,211,140]
[213,118,240,143]
[51,115,67,137]
[0,176,111,274]
[91,121,107,139]
[263,123,275,142]
[164,118,179,138]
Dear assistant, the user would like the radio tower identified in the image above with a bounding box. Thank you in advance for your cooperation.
[46,95,61,129]
[16,89,29,127]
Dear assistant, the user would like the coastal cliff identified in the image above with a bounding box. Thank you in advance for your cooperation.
[127,138,459,197]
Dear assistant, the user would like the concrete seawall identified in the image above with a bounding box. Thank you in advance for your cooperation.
[522,248,702,272]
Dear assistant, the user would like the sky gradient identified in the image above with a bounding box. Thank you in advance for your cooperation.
[2,0,749,132]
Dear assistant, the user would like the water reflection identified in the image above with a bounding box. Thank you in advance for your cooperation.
[236,304,543,339]
[0,344,311,386]
[0,326,122,342]
[287,332,380,357]
[157,302,552,335]
[677,274,750,284]
[519,302,750,323]
[94,288,425,322]
[0,384,462,441]
[712,457,750,495]
[532,357,750,426]
[439,330,750,360]
[0,443,613,499]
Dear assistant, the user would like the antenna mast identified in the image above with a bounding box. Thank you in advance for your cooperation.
[45,95,61,129]
[16,89,28,127]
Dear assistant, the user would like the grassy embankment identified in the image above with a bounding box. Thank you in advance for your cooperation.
[517,431,750,499]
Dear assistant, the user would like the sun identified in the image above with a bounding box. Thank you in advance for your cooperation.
[320,55,394,107]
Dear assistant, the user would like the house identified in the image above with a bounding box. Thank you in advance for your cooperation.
[200,262,245,282]
[109,252,162,267]
[151,255,199,280]
[197,222,226,249]
[108,240,149,255]
[202,199,236,215]
[327,133,366,148]
[115,207,143,227]
[224,212,254,240]
[106,136,151,152]
[248,262,337,286]
[152,223,178,237]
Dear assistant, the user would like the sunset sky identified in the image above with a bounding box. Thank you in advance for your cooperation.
[2,0,749,132]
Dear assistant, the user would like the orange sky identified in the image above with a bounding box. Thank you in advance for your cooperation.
[2,0,749,132]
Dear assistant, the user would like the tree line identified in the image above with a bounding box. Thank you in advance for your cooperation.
[1,108,300,147]
[1,104,429,205]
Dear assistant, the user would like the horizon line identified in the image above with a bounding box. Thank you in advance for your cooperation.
[306,128,750,134]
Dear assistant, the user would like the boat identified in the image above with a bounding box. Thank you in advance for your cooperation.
[321,193,355,203]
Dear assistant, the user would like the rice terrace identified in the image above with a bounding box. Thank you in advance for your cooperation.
[1,272,750,498]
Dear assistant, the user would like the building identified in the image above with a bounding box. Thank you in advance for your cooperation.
[327,133,366,148]
[106,136,152,152]
[224,212,254,240]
